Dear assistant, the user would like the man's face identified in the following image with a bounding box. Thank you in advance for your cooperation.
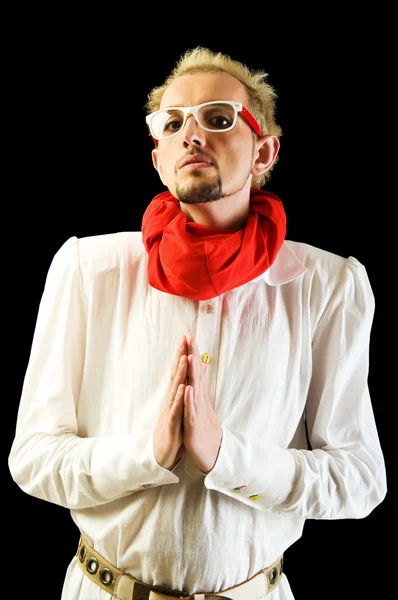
[151,72,257,204]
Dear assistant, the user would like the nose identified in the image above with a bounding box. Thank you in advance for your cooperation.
[180,113,206,147]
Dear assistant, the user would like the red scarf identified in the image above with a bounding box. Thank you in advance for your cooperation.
[141,188,286,301]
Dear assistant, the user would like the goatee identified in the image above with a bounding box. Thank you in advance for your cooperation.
[177,178,224,204]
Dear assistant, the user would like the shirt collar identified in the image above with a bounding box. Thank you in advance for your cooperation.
[251,241,307,286]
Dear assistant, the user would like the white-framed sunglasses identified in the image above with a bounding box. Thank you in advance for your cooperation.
[145,100,262,143]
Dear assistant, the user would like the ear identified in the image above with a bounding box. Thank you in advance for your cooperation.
[251,135,280,177]
[151,148,167,186]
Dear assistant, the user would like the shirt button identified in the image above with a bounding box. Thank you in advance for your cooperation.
[249,494,262,501]
[205,304,213,313]
[201,353,211,364]
[233,486,247,493]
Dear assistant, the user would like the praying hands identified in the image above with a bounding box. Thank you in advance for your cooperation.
[153,333,223,474]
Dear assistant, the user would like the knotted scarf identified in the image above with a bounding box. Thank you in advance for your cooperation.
[141,188,286,301]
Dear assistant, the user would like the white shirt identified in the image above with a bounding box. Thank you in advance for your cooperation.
[8,232,387,599]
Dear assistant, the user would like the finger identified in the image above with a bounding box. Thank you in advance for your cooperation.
[191,353,199,385]
[169,355,188,401]
[186,332,196,357]
[170,384,186,421]
[170,336,187,382]
[186,353,195,388]
[184,385,195,419]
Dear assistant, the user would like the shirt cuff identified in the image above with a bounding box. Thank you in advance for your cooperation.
[121,432,181,496]
[203,427,297,508]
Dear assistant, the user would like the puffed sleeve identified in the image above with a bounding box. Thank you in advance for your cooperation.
[204,257,387,518]
[8,236,180,509]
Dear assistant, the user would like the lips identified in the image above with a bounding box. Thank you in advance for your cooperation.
[179,154,213,169]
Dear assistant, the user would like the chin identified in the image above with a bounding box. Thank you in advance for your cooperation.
[176,178,223,205]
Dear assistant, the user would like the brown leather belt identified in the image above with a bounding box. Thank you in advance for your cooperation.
[76,535,283,599]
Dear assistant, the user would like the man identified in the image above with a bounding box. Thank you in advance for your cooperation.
[8,47,387,599]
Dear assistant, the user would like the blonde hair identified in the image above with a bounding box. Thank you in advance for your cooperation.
[145,47,282,188]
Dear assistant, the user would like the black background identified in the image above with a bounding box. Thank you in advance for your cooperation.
[5,13,392,600]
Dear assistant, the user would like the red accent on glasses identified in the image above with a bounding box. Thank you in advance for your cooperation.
[241,106,262,137]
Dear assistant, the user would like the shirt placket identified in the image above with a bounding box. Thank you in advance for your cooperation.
[184,296,222,480]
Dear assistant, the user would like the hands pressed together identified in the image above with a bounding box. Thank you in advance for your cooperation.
[153,333,223,474]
